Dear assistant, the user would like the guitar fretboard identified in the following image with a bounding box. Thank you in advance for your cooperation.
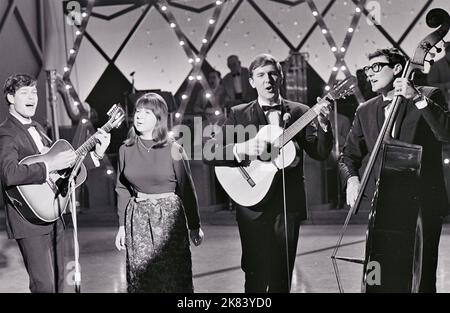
[274,101,324,148]
[75,121,114,157]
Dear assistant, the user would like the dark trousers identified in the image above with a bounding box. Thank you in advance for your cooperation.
[237,210,301,293]
[419,210,444,293]
[16,221,65,293]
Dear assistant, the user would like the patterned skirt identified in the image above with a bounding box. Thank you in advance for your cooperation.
[124,194,193,293]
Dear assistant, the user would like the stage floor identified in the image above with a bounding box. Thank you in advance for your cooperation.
[1,224,450,293]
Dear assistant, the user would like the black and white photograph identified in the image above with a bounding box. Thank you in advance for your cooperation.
[0,0,449,297]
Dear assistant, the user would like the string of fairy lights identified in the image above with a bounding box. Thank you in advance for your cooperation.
[155,0,225,123]
[306,0,362,91]
[61,0,440,120]
[323,0,366,89]
[62,0,95,115]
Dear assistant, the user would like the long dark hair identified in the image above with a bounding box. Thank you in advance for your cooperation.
[124,92,169,148]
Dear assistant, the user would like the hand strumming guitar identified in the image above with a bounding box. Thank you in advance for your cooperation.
[47,150,77,172]
[234,137,270,159]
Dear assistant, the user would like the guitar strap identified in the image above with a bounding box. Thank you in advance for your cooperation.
[35,124,53,147]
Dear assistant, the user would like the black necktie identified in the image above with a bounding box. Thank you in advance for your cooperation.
[261,105,282,112]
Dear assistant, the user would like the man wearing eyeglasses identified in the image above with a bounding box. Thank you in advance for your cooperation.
[339,48,450,292]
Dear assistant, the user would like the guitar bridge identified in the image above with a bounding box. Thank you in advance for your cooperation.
[238,166,256,187]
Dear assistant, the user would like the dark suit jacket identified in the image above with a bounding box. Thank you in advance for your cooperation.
[222,68,257,109]
[427,57,450,106]
[0,114,96,239]
[205,99,333,220]
[339,87,450,216]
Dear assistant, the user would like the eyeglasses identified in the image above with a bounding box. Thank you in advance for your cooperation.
[363,62,392,74]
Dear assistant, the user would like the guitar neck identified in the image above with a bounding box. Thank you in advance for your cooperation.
[275,102,322,148]
[75,121,113,157]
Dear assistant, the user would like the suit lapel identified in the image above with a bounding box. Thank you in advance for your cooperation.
[392,99,408,139]
[375,96,385,132]
[8,115,41,154]
[280,99,289,127]
[241,69,250,98]
[251,101,268,126]
[35,124,52,146]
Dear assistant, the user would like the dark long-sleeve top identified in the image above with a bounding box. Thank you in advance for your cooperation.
[115,139,201,229]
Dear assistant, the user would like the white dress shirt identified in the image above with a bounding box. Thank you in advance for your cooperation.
[259,96,282,126]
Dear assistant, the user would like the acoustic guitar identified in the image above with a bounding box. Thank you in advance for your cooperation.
[214,76,357,207]
[6,105,125,224]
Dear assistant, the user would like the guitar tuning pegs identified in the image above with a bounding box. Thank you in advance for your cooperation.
[425,59,435,66]
[107,104,117,115]
[428,52,436,59]
[435,47,442,53]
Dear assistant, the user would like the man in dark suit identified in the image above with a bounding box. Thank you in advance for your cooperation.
[222,55,257,114]
[0,74,111,293]
[206,54,333,292]
[339,48,450,292]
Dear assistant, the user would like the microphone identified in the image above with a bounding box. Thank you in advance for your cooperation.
[283,113,291,123]
[280,104,291,291]
[282,112,291,129]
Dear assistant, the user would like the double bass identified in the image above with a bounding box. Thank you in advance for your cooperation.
[332,8,450,293]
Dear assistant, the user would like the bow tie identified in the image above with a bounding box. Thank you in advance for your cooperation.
[262,105,282,112]
[232,72,241,77]
[23,121,39,129]
[382,99,392,108]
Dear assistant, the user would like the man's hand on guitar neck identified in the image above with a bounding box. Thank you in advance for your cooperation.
[47,150,77,172]
[315,97,331,132]
[93,129,111,158]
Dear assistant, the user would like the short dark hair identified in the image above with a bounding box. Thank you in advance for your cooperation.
[249,54,284,79]
[368,48,407,69]
[3,74,37,105]
[227,55,239,62]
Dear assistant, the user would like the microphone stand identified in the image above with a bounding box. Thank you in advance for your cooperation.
[125,71,136,128]
[280,107,291,292]
[68,155,86,293]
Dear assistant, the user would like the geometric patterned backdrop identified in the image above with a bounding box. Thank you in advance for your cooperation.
[0,0,47,123]
[2,0,449,122]
[67,0,450,107]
